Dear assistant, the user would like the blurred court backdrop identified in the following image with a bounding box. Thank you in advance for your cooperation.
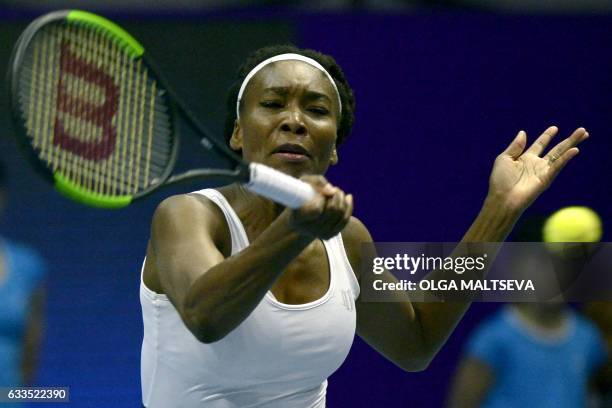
[0,1,611,407]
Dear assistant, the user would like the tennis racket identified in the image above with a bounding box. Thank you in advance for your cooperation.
[8,10,316,209]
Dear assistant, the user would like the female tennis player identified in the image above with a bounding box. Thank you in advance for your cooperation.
[140,45,589,407]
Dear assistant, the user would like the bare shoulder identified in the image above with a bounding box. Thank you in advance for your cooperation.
[341,216,373,280]
[154,193,216,221]
[146,192,230,303]
[151,193,230,257]
[341,216,373,245]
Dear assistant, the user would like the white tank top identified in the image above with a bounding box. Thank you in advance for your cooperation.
[141,189,360,408]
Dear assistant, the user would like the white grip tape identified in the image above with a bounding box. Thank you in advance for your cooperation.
[245,163,316,209]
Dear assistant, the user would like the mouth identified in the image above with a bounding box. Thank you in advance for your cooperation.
[271,143,311,162]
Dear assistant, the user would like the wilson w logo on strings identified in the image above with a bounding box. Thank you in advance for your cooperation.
[53,40,119,161]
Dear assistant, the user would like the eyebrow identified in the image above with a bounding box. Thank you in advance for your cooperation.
[262,87,332,103]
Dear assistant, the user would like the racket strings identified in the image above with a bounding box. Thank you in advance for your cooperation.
[17,22,174,197]
[69,23,171,193]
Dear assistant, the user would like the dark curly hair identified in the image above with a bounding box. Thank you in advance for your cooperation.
[223,44,356,148]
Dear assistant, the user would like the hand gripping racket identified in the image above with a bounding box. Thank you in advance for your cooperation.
[8,10,316,209]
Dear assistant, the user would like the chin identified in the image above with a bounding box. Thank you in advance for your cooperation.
[276,163,315,178]
[265,156,317,177]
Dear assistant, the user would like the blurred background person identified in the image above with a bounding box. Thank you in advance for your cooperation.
[584,302,612,407]
[446,213,607,408]
[447,301,606,408]
[0,159,47,390]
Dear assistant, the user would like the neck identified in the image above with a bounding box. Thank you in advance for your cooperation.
[225,184,289,243]
[514,303,568,330]
[235,183,285,218]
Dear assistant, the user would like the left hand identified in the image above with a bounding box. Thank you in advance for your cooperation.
[488,126,589,212]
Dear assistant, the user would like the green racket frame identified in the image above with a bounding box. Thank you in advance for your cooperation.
[8,10,247,209]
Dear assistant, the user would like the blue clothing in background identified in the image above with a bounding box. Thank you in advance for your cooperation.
[0,240,46,387]
[467,306,607,408]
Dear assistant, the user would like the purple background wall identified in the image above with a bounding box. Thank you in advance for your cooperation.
[0,12,610,407]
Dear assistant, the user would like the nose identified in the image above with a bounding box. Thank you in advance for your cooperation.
[280,109,306,135]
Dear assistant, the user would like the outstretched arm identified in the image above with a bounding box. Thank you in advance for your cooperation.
[351,126,589,371]
[150,176,352,343]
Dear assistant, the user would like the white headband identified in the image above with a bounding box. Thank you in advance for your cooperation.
[236,53,342,119]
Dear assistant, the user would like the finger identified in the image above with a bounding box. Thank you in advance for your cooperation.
[324,194,353,238]
[502,130,527,159]
[344,194,354,222]
[323,185,339,197]
[544,127,587,164]
[547,147,580,183]
[323,189,345,222]
[318,189,345,229]
[298,193,326,220]
[525,125,558,156]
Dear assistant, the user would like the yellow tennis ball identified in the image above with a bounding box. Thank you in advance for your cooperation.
[543,206,603,243]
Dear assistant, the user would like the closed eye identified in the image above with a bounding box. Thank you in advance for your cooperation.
[260,100,284,109]
[308,106,330,115]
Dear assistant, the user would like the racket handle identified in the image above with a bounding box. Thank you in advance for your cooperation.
[246,163,316,209]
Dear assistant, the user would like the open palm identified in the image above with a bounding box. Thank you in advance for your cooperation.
[489,126,589,212]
